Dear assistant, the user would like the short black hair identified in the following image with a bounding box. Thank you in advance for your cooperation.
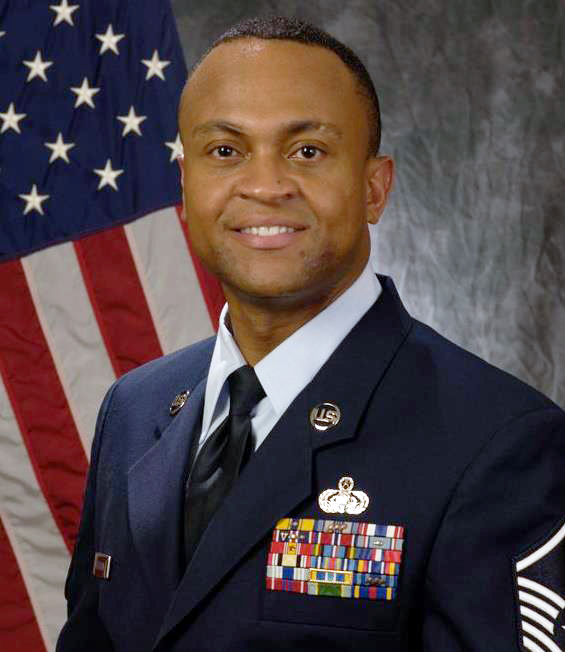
[187,16,381,157]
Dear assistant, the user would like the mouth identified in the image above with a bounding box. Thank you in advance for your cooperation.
[239,225,299,236]
[231,223,307,250]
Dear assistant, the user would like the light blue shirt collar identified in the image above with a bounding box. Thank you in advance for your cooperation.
[200,262,382,448]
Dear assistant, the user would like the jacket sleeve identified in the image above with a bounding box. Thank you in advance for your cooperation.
[422,406,565,651]
[56,383,118,652]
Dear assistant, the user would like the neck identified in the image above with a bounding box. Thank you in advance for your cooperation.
[223,275,362,366]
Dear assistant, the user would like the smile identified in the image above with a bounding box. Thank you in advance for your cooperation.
[240,226,297,236]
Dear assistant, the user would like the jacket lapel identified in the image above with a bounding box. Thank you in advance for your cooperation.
[127,377,206,602]
[156,276,413,644]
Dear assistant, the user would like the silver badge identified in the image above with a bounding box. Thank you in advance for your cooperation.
[310,402,341,431]
[318,476,369,515]
[169,390,190,416]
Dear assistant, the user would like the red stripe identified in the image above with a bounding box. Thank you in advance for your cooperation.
[175,205,224,331]
[0,518,46,652]
[74,225,163,376]
[0,260,88,552]
[384,550,402,563]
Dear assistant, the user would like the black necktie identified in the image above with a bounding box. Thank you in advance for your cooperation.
[183,365,265,565]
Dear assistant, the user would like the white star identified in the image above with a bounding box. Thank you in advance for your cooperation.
[0,103,26,134]
[70,77,100,108]
[45,132,75,163]
[95,24,125,55]
[19,184,49,215]
[0,31,5,38]
[49,0,79,27]
[116,106,147,136]
[141,50,170,81]
[93,159,124,191]
[165,133,183,162]
[23,51,53,82]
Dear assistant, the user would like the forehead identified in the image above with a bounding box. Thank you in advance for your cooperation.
[181,38,366,138]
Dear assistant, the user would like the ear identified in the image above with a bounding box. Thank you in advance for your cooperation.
[176,154,186,222]
[365,156,394,225]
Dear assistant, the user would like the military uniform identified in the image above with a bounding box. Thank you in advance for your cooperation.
[57,275,565,651]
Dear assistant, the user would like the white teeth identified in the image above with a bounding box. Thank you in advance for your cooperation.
[240,225,296,236]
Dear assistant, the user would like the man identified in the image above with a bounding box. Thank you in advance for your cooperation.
[58,16,565,652]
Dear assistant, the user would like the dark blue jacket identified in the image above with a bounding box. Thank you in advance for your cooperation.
[57,276,565,651]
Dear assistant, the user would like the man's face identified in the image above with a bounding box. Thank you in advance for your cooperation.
[179,38,391,307]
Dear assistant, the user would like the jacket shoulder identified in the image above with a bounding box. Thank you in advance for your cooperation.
[403,318,559,421]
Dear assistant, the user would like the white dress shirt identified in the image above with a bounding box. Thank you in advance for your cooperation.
[196,262,382,454]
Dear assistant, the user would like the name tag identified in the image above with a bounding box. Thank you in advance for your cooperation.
[92,552,112,579]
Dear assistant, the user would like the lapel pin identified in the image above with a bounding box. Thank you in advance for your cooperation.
[319,476,369,515]
[169,390,190,416]
[310,402,341,431]
[92,552,112,579]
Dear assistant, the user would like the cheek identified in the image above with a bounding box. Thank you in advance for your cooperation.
[183,178,221,226]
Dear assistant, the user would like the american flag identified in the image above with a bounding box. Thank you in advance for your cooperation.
[0,2,223,649]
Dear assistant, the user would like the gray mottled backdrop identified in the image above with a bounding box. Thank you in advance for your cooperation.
[171,0,565,407]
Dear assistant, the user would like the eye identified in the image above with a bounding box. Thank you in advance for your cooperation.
[291,145,325,161]
[210,145,239,158]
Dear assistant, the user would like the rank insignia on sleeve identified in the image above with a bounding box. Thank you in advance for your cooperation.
[514,518,565,652]
[266,517,405,601]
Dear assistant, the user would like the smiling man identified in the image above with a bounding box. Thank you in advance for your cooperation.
[58,16,565,652]
[178,32,392,365]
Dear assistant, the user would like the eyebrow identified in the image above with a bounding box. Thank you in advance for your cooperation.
[191,120,343,140]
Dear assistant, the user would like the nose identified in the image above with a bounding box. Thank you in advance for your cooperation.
[235,151,299,203]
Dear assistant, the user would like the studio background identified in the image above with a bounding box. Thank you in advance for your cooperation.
[172,0,565,407]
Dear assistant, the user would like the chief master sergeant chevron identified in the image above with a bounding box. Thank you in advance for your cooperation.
[57,15,565,652]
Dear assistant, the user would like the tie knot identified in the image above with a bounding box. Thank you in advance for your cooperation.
[227,365,265,416]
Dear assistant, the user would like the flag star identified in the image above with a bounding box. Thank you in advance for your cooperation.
[0,31,5,38]
[93,159,124,191]
[19,184,49,215]
[45,132,75,163]
[23,50,53,82]
[141,50,170,80]
[49,0,79,26]
[165,133,183,162]
[70,77,100,108]
[96,24,125,55]
[116,106,147,136]
[0,103,26,134]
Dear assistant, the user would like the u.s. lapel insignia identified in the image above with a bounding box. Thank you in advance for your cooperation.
[169,390,190,416]
[514,518,565,651]
[318,476,369,515]
[310,402,341,431]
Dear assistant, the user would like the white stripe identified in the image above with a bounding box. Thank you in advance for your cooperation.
[0,376,69,651]
[124,207,214,355]
[523,636,548,652]
[522,621,563,652]
[517,522,565,572]
[518,576,565,609]
[21,244,116,458]
[519,590,560,619]
[520,605,555,634]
